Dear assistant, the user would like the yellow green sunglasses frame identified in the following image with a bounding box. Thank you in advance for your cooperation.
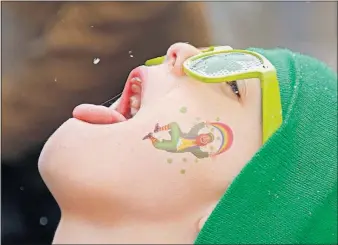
[145,46,283,143]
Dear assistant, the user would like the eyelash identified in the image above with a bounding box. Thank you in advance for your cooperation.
[228,81,240,98]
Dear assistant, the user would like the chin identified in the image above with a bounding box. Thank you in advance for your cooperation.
[39,118,81,164]
[38,118,93,198]
[37,117,132,210]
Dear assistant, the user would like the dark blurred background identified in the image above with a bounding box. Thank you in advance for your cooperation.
[1,2,337,245]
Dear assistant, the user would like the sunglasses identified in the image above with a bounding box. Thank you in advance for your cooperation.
[145,46,283,143]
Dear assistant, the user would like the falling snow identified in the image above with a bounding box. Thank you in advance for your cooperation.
[93,58,100,64]
[39,216,48,226]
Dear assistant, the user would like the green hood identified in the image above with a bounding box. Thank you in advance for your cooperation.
[196,48,337,244]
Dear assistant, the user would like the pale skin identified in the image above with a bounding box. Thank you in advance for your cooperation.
[38,43,262,244]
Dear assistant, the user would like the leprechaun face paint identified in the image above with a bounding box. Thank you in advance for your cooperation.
[143,121,233,160]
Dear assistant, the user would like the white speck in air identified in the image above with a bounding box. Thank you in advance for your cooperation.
[93,58,100,64]
[91,25,94,28]
[54,78,57,82]
[39,216,48,226]
[130,54,134,58]
[20,186,24,191]
[129,50,134,58]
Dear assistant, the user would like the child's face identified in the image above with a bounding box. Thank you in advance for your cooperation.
[39,43,262,223]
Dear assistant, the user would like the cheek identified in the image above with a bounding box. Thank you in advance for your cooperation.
[142,66,178,105]
[39,119,209,216]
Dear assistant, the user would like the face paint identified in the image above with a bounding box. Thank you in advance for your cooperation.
[167,158,173,164]
[142,121,233,159]
[180,169,186,174]
[179,107,187,113]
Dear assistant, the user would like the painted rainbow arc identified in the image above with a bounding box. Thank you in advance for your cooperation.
[209,122,233,156]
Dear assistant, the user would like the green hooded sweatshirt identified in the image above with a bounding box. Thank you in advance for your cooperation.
[195,48,337,244]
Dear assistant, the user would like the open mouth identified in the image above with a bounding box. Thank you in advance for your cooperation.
[114,67,144,119]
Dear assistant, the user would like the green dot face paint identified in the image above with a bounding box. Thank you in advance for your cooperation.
[180,169,186,174]
[179,107,187,113]
[167,158,173,164]
[142,121,233,159]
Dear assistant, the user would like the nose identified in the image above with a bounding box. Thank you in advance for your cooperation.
[166,42,201,76]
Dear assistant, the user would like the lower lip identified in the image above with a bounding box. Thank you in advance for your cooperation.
[116,66,145,118]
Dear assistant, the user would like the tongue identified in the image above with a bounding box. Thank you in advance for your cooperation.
[73,104,126,124]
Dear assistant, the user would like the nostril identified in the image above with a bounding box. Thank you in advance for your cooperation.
[166,42,201,76]
[166,50,177,67]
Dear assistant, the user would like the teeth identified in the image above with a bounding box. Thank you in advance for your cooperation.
[128,77,142,118]
[132,77,142,83]
[130,107,139,117]
[130,95,140,109]
[130,95,140,118]
[131,84,141,93]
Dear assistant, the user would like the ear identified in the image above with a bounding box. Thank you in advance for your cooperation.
[197,203,217,231]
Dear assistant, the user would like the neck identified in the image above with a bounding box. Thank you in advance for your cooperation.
[53,212,199,244]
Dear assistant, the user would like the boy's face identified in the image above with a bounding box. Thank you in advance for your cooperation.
[39,43,262,224]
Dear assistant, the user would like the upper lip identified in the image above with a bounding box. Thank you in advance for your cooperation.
[128,66,146,86]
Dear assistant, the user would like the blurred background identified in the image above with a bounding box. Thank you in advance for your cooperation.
[208,2,337,70]
[1,2,337,244]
